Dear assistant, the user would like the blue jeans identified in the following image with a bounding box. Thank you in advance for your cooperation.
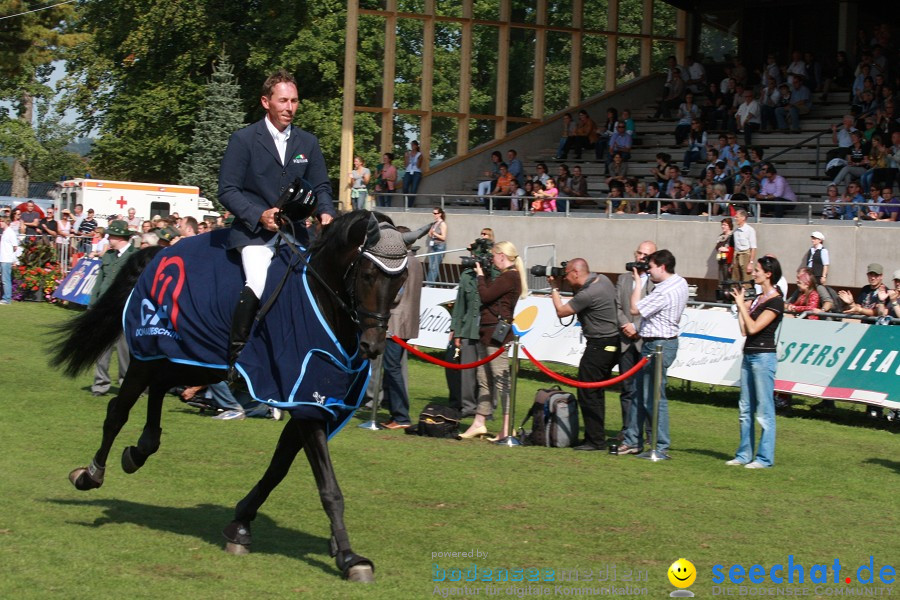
[427,242,445,283]
[734,352,777,466]
[208,381,270,417]
[1,262,11,302]
[383,339,411,424]
[403,172,422,207]
[624,338,678,453]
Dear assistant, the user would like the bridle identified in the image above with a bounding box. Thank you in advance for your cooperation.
[257,217,407,332]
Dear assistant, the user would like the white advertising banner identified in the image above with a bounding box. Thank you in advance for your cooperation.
[411,288,899,408]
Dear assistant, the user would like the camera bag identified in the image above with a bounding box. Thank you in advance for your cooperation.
[405,402,461,438]
[518,386,579,448]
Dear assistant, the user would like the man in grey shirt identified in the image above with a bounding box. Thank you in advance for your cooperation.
[549,258,620,451]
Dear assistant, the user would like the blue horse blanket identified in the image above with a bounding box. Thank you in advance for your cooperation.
[123,230,369,438]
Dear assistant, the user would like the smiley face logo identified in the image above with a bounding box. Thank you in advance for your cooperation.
[668,558,697,588]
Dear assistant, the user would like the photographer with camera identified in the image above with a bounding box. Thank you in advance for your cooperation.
[615,241,656,442]
[548,258,620,451]
[458,242,528,440]
[619,250,688,458]
[448,232,497,417]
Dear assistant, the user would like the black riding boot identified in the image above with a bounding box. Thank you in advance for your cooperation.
[227,286,260,382]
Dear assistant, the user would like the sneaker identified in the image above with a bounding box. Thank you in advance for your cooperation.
[0,300,10,305]
[744,461,769,469]
[617,444,642,455]
[270,407,283,421]
[725,458,747,466]
[381,421,411,430]
[213,409,246,420]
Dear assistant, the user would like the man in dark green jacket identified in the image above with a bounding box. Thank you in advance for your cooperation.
[90,220,137,396]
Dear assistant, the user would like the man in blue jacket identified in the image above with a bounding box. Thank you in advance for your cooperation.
[218,69,337,373]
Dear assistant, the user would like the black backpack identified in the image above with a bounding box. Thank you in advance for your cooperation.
[406,403,461,438]
[518,386,579,448]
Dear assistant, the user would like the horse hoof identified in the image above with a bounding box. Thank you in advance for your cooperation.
[225,541,250,555]
[68,467,102,490]
[121,446,144,474]
[346,564,375,583]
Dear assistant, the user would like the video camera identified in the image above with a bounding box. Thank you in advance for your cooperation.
[530,261,568,278]
[626,260,649,272]
[460,237,494,270]
[717,279,758,302]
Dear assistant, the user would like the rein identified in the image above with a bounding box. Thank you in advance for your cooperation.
[254,219,394,331]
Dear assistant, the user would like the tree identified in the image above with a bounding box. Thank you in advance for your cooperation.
[0,0,80,195]
[179,53,245,209]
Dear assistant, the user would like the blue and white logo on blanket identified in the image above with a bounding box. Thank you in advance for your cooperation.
[313,391,326,404]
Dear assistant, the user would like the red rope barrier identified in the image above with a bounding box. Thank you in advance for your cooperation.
[521,346,649,388]
[391,336,507,370]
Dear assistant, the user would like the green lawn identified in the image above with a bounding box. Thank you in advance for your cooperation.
[0,302,897,599]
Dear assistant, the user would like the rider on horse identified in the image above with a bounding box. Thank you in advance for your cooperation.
[218,68,337,378]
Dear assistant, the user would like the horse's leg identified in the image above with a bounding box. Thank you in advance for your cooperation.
[299,420,375,583]
[120,380,166,474]
[69,358,152,490]
[223,418,304,555]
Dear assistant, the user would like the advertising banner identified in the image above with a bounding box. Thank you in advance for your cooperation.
[412,289,898,409]
[52,258,101,305]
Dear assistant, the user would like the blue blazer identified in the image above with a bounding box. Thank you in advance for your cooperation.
[218,118,336,249]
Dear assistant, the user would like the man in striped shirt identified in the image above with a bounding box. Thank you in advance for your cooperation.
[619,249,688,458]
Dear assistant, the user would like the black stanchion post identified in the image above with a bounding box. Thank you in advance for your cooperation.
[638,342,670,461]
[358,356,385,431]
[494,337,521,447]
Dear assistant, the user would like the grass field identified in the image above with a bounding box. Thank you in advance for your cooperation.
[1,302,897,599]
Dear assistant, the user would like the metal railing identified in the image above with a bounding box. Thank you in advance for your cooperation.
[763,128,833,178]
[381,192,896,226]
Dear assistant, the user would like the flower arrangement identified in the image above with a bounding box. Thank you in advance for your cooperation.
[12,238,64,303]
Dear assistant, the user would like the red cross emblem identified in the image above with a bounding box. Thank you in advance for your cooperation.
[116,196,127,209]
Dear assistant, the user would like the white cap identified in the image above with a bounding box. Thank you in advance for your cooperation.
[893,269,900,281]
[810,231,825,241]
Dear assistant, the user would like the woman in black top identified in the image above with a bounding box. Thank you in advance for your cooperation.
[728,256,784,469]
[458,241,527,440]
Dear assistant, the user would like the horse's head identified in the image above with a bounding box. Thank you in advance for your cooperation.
[312,211,409,359]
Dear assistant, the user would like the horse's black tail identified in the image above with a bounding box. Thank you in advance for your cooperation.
[49,246,164,377]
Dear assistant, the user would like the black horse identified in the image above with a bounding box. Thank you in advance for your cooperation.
[51,211,409,583]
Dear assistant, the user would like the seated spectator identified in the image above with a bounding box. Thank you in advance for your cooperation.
[822,50,853,101]
[556,164,572,194]
[621,109,635,135]
[758,162,797,218]
[606,152,629,190]
[710,182,730,216]
[734,146,751,170]
[875,186,898,221]
[786,50,808,86]
[531,162,550,186]
[712,160,733,192]
[620,179,639,214]
[595,107,619,163]
[759,78,780,131]
[555,113,575,159]
[828,115,858,162]
[683,55,706,93]
[477,151,503,201]
[560,165,589,202]
[506,149,524,183]
[676,178,702,215]
[605,186,624,213]
[682,120,707,172]
[664,164,682,198]
[701,82,727,130]
[488,163,514,210]
[786,268,821,319]
[735,89,761,146]
[731,56,748,87]
[533,177,558,212]
[836,181,866,219]
[748,147,766,179]
[821,183,842,219]
[650,152,672,184]
[831,131,869,185]
[719,134,740,169]
[654,68,685,119]
[674,93,701,145]
[561,109,598,160]
[860,134,895,191]
[775,77,811,133]
[606,122,632,173]
[733,166,760,201]
[804,51,822,93]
